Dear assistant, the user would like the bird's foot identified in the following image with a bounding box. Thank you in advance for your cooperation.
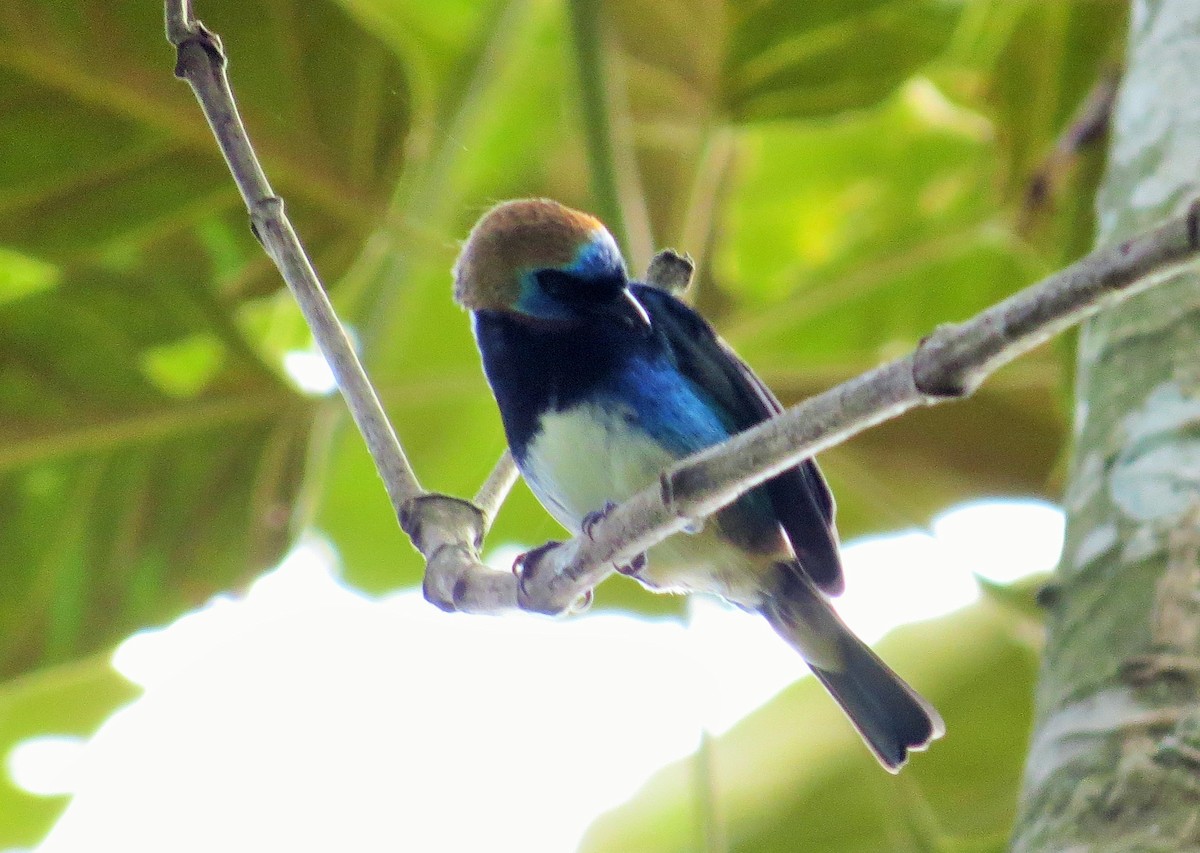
[615,552,648,577]
[582,503,646,576]
[511,541,593,615]
[1122,653,1200,686]
[582,501,618,540]
[512,540,562,593]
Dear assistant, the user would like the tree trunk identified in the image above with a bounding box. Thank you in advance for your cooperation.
[1012,2,1200,850]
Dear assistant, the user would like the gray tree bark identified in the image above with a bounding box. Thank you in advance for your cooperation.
[1013,2,1200,850]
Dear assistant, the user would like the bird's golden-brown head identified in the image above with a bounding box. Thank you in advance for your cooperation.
[453,199,644,327]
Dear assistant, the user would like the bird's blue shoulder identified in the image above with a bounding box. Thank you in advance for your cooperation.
[599,351,731,457]
[631,283,844,594]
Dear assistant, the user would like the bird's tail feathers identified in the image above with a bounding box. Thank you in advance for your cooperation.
[761,564,944,772]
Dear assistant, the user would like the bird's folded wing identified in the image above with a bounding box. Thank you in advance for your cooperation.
[632,283,844,595]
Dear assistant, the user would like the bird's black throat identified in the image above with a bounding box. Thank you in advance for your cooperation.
[472,309,654,461]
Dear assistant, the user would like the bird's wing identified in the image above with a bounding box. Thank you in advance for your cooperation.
[632,283,844,595]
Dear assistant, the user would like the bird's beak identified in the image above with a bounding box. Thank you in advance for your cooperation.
[613,287,652,332]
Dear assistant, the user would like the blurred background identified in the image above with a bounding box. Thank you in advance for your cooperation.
[0,0,1126,849]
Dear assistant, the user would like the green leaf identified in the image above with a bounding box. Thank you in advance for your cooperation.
[0,0,408,676]
[0,246,59,305]
[724,0,961,122]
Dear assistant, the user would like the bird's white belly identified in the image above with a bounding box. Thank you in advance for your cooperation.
[520,404,770,606]
[521,404,674,531]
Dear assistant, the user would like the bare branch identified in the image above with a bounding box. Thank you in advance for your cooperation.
[165,0,524,615]
[164,1,422,511]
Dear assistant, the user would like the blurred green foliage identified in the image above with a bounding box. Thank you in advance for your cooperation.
[0,0,1125,846]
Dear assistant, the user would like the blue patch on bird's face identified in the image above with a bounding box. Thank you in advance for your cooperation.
[514,230,628,320]
[514,270,571,320]
[569,230,625,280]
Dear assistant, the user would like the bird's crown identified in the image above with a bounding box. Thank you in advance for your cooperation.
[453,198,625,312]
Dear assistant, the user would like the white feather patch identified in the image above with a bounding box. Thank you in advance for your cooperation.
[522,404,673,531]
[520,404,770,605]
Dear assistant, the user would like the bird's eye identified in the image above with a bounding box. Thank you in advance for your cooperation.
[536,269,574,299]
[535,268,626,304]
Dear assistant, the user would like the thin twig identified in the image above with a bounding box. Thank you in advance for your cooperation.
[1022,65,1121,224]
[164,2,422,513]
[473,450,519,528]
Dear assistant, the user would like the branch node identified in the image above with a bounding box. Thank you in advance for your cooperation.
[399,494,484,552]
[645,250,695,294]
[659,467,711,535]
[421,555,467,613]
[170,20,225,77]
[249,196,284,249]
[913,326,977,399]
[658,470,675,513]
[403,494,525,613]
[250,195,284,227]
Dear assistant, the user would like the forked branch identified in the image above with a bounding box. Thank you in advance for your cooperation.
[167,2,1200,617]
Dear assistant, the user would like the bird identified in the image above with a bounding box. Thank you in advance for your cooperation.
[454,198,943,771]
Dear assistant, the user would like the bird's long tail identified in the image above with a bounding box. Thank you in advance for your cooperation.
[760,563,944,772]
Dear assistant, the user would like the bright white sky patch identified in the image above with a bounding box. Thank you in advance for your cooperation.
[282,347,337,396]
[20,500,1063,853]
[933,500,1065,583]
[7,737,86,798]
